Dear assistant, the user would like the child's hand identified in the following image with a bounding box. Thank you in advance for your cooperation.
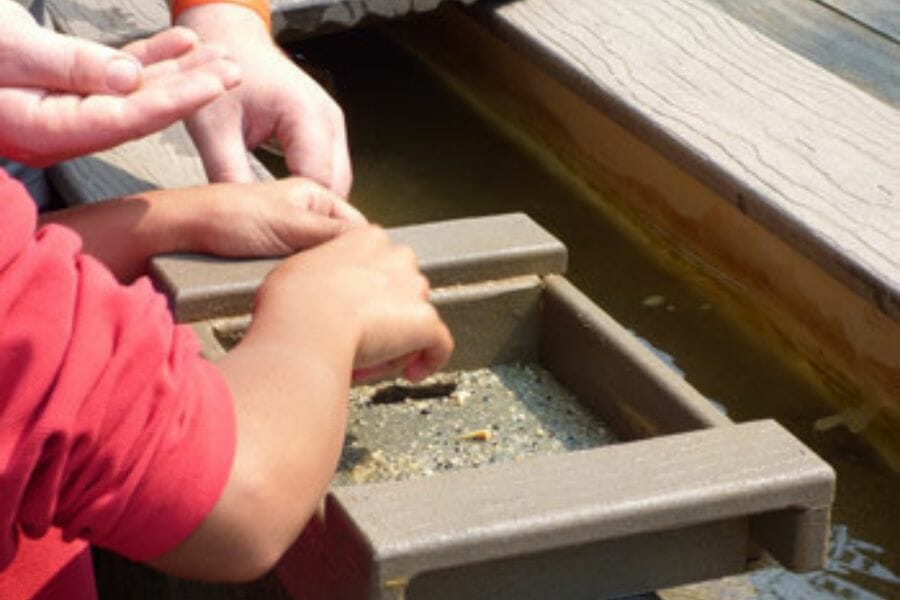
[252,225,454,383]
[185,177,367,258]
[40,177,365,282]
[0,12,241,165]
[157,226,452,580]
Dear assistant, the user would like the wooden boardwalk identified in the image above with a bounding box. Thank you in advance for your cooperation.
[704,0,899,106]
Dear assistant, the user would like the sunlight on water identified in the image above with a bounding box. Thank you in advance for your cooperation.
[749,526,900,600]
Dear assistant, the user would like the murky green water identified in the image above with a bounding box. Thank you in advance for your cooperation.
[267,29,899,599]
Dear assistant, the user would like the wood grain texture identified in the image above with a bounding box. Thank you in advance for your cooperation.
[703,0,900,106]
[815,0,900,42]
[49,123,207,203]
[49,123,273,204]
[479,0,900,321]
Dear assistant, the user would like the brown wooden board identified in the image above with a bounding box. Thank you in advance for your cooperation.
[150,212,568,322]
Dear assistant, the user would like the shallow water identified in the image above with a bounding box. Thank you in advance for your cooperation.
[267,28,899,599]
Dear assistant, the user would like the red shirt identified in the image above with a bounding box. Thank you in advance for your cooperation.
[0,171,236,598]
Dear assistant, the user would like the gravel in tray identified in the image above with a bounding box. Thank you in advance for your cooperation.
[336,363,618,486]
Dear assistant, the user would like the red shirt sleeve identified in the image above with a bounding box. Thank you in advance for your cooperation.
[0,171,236,569]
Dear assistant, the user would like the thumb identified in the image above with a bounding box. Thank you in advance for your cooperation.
[14,28,143,95]
[274,211,351,251]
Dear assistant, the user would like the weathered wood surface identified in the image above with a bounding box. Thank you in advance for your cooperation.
[49,123,273,203]
[45,0,478,45]
[816,0,900,42]
[703,0,900,106]
[473,0,900,322]
[50,124,206,203]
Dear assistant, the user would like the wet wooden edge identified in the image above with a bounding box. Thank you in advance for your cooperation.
[461,0,900,321]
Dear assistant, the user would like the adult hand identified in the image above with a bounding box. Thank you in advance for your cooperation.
[175,4,352,196]
[0,3,241,166]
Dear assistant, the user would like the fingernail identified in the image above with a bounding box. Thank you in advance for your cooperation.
[106,57,141,93]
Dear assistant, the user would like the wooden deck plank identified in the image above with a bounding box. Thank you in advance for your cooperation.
[703,0,900,106]
[815,0,900,42]
[474,0,900,321]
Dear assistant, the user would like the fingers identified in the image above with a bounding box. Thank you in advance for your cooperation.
[281,110,336,193]
[121,27,199,66]
[329,107,353,197]
[288,178,366,224]
[404,319,455,382]
[116,53,242,142]
[279,101,351,197]
[139,38,230,82]
[15,50,241,164]
[275,69,351,196]
[187,105,257,183]
[256,226,453,382]
[351,354,415,384]
[274,211,351,250]
[7,27,143,95]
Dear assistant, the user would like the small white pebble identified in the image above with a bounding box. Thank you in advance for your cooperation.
[642,295,666,308]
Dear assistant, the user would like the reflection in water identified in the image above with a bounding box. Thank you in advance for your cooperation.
[276,27,898,599]
[750,526,900,600]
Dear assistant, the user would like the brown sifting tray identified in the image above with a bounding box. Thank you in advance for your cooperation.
[151,213,835,600]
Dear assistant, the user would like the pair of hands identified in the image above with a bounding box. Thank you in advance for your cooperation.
[3,0,440,379]
[206,180,452,383]
[0,1,350,196]
[44,177,451,384]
